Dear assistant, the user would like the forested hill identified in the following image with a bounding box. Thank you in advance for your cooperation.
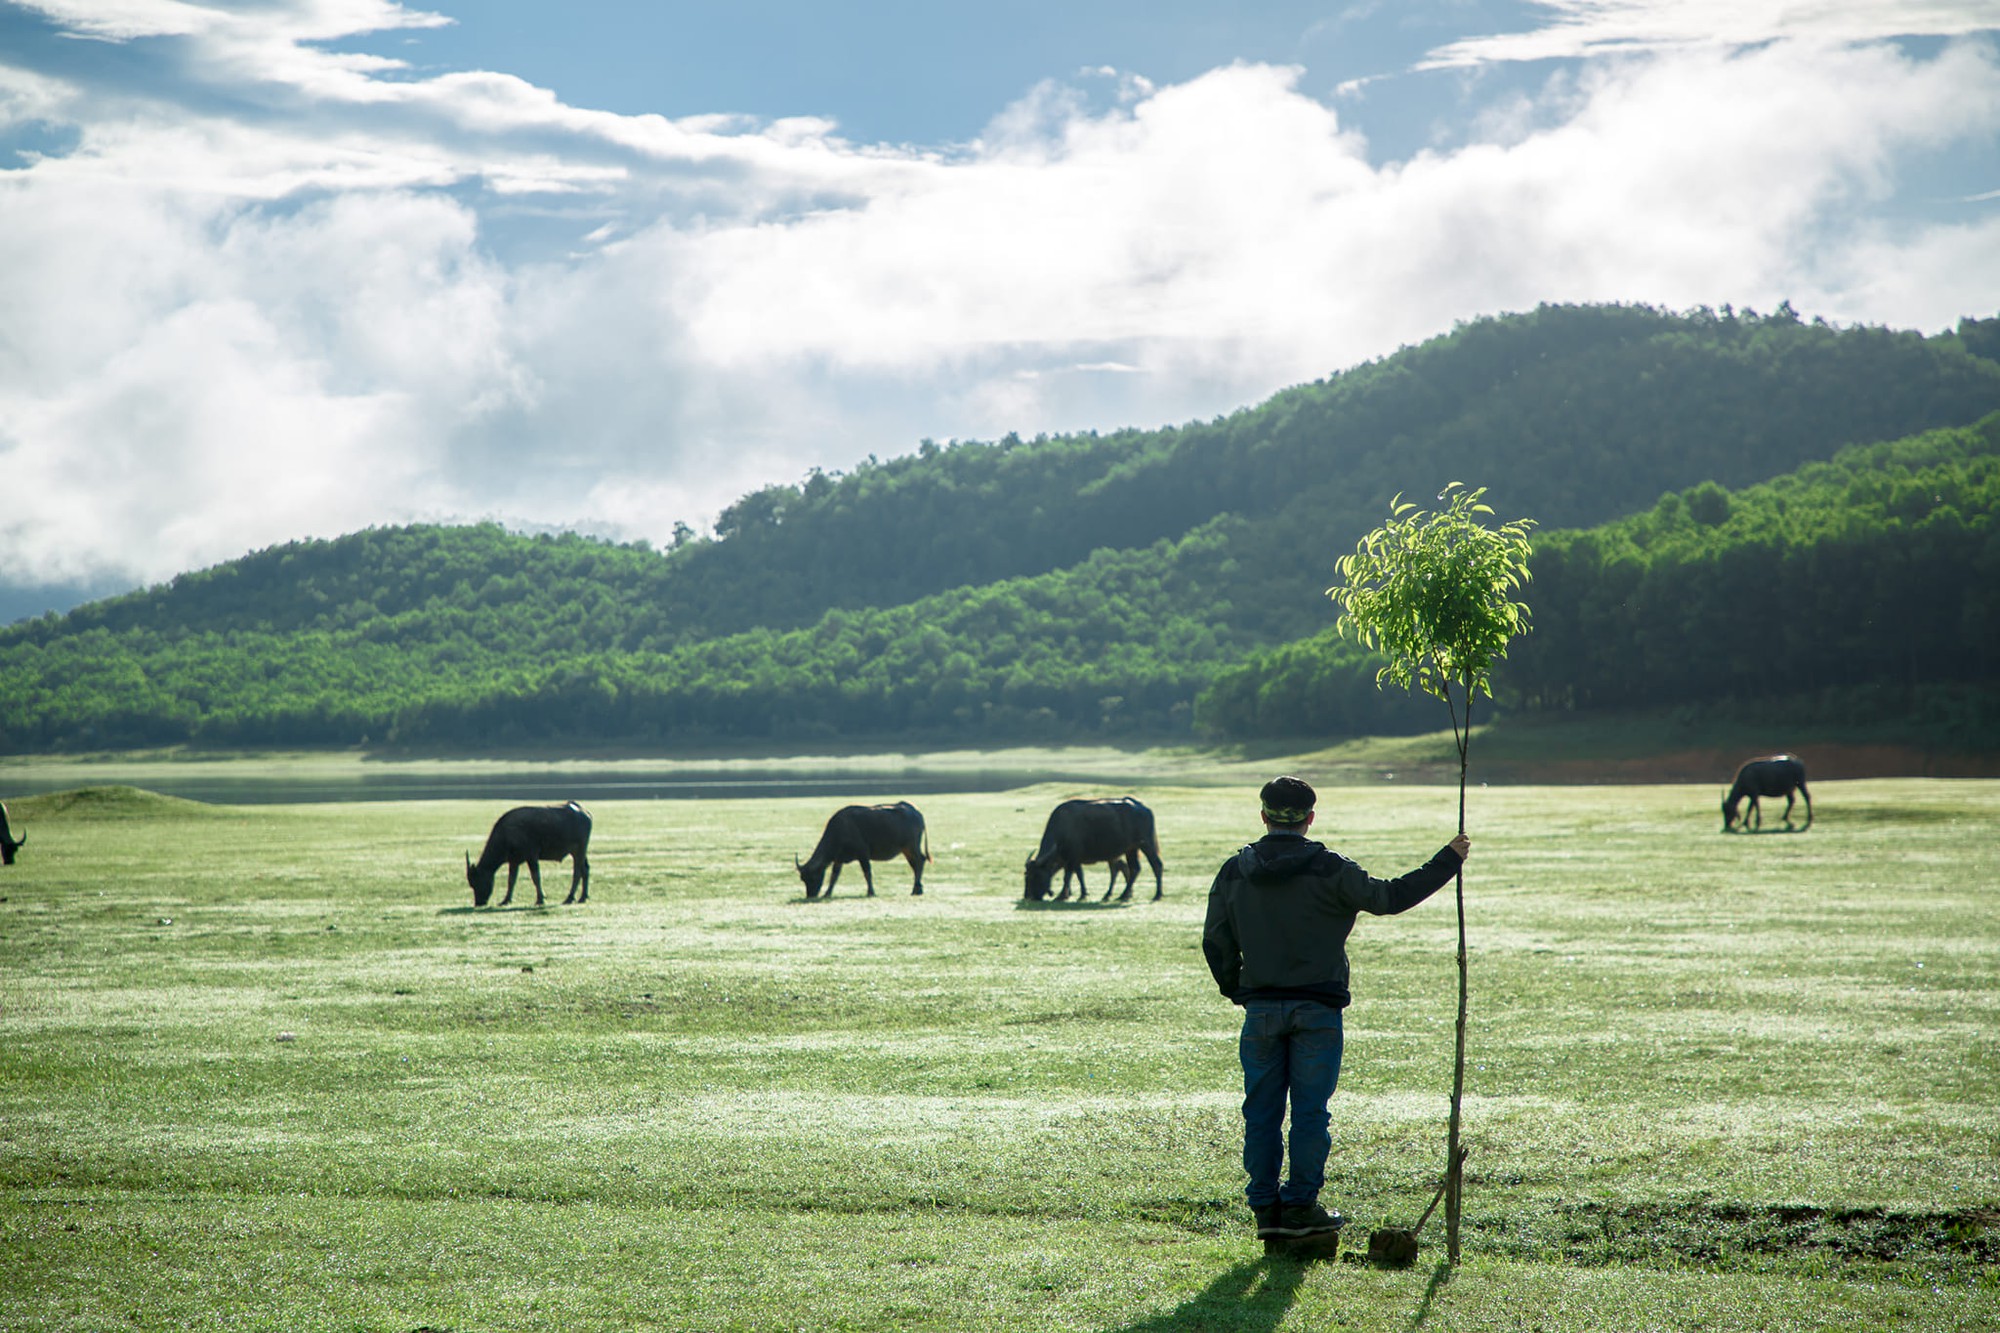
[3,303,1999,752]
[673,303,2000,640]
[1195,413,2000,740]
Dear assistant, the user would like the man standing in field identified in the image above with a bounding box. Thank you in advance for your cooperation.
[1202,775,1469,1239]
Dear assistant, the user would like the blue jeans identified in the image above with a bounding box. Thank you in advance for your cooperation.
[1238,999,1344,1207]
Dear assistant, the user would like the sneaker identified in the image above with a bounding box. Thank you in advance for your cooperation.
[1252,1202,1285,1238]
[1273,1201,1344,1237]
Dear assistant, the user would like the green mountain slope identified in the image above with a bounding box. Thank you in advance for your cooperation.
[3,303,1997,753]
[626,302,2000,641]
[1507,415,2000,711]
[1198,413,2000,739]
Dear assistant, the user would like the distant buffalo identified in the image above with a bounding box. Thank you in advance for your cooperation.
[1024,797,1163,902]
[796,801,930,899]
[1722,755,1812,832]
[0,801,23,865]
[466,801,592,906]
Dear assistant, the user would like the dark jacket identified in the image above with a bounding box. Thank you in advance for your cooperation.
[1202,831,1462,1007]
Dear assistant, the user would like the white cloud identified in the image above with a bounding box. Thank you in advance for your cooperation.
[0,1,1997,597]
[650,44,1998,402]
[1806,212,2000,328]
[1423,0,2000,67]
[0,182,504,584]
[14,0,448,46]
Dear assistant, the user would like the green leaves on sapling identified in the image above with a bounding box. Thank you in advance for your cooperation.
[1327,483,1536,710]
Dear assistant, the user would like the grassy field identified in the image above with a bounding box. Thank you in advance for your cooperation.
[0,773,1995,1331]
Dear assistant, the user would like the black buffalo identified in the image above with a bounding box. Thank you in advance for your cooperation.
[1023,797,1163,902]
[466,802,593,906]
[1722,755,1812,832]
[0,801,23,865]
[795,801,930,899]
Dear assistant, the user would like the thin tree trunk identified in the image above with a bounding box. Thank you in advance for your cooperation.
[1446,680,1470,1265]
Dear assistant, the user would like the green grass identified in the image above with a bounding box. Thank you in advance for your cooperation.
[0,776,1995,1331]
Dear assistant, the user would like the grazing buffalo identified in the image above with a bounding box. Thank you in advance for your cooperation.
[1722,755,1812,832]
[796,801,930,899]
[466,801,592,906]
[1023,797,1164,902]
[0,801,23,865]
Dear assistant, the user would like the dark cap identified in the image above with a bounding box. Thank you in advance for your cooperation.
[1259,775,1316,826]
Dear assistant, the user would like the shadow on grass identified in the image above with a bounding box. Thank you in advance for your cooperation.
[1554,1199,2000,1268]
[1104,1257,1306,1333]
[436,903,552,915]
[789,892,909,905]
[1012,898,1133,912]
[1407,1259,1454,1328]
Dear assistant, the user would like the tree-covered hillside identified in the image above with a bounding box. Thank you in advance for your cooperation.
[3,303,1998,753]
[1506,416,2000,712]
[635,302,2000,641]
[1196,413,2000,740]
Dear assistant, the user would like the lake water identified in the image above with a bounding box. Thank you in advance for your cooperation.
[0,767,1086,806]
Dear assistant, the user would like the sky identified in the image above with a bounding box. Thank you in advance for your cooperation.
[2,0,1999,620]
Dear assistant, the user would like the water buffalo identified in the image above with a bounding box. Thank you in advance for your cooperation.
[1722,755,1812,832]
[1023,797,1163,902]
[795,801,930,899]
[0,801,23,865]
[466,801,592,906]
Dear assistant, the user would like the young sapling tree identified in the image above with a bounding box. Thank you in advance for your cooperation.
[1327,482,1534,1266]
